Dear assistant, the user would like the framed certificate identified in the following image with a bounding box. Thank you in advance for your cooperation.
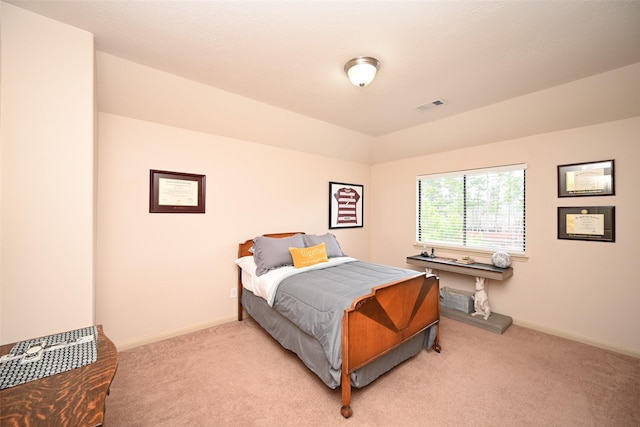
[149,169,206,213]
[557,160,614,197]
[557,206,615,242]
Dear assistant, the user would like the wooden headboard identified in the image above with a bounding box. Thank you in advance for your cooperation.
[237,232,304,321]
[237,232,305,258]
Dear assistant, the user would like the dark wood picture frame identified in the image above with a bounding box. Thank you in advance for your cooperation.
[149,169,206,213]
[329,181,363,229]
[557,159,614,197]
[557,206,615,242]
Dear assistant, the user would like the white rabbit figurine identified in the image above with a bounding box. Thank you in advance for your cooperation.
[471,277,491,320]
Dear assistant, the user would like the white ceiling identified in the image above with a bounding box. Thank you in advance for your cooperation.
[7,0,640,138]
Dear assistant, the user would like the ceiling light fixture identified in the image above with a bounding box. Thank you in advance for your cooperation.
[344,56,380,87]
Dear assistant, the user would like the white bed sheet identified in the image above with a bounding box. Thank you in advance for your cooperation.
[235,256,356,306]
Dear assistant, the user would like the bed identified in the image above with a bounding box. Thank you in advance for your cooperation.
[236,232,440,418]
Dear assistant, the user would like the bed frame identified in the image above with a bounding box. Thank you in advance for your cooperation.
[237,232,441,418]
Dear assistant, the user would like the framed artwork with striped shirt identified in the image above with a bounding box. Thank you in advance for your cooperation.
[329,182,363,229]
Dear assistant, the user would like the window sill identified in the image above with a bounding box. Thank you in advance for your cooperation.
[413,243,528,263]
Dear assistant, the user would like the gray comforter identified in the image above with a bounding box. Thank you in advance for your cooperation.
[272,260,420,371]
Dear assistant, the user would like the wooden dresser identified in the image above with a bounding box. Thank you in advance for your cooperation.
[0,325,118,427]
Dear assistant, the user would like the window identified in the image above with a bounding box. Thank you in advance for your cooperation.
[417,164,526,253]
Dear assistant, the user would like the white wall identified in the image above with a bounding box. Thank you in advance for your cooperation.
[96,112,371,348]
[93,54,374,348]
[0,3,95,343]
[371,117,640,356]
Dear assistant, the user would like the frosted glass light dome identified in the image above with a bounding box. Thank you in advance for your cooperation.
[344,57,380,87]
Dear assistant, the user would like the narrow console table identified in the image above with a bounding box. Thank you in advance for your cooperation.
[406,255,514,333]
[0,325,118,427]
[406,255,513,280]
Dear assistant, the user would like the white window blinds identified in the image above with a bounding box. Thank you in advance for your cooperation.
[417,164,526,253]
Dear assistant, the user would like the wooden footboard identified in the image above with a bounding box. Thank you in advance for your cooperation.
[237,233,440,418]
[340,273,440,418]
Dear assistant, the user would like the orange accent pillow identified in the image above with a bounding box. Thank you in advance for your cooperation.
[289,242,329,268]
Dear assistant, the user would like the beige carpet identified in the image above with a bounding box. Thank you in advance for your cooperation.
[103,317,639,426]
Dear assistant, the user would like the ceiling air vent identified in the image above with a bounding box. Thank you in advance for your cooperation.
[415,98,447,112]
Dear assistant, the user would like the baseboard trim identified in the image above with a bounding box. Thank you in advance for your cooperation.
[512,319,639,359]
[116,316,237,351]
[116,315,639,359]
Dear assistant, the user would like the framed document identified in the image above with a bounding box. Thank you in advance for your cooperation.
[557,160,614,197]
[149,169,206,213]
[557,206,615,242]
[329,182,363,229]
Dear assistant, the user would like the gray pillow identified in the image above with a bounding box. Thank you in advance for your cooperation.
[302,233,345,258]
[253,234,305,276]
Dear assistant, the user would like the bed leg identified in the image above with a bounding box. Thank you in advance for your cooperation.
[340,370,353,418]
[341,404,353,418]
[432,322,441,353]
